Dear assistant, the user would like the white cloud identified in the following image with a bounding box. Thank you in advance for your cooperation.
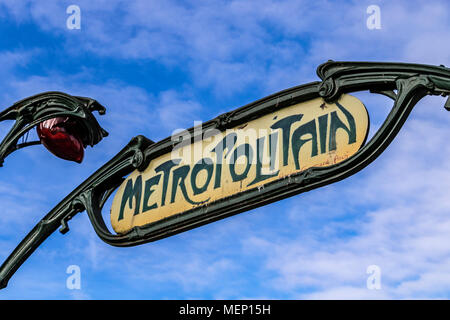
[3,0,450,94]
[155,90,203,132]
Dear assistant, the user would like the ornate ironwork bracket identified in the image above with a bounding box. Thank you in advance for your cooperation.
[1,61,450,289]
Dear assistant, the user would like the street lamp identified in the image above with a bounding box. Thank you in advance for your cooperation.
[0,91,108,166]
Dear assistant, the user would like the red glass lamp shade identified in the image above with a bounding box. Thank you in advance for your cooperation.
[36,117,85,163]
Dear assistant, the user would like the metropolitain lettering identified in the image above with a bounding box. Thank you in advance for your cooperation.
[116,101,359,223]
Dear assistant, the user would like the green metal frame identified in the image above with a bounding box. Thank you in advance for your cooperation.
[1,61,450,289]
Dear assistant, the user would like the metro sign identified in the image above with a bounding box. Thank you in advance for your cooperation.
[111,95,369,234]
[2,60,450,288]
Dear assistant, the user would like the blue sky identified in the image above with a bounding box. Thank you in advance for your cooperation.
[1,0,450,299]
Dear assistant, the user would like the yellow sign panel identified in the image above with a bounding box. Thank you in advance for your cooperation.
[111,94,369,234]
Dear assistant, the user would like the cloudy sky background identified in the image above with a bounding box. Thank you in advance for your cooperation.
[1,0,450,299]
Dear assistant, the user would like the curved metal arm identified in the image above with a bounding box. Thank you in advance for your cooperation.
[0,135,153,288]
[2,61,450,289]
[0,91,108,166]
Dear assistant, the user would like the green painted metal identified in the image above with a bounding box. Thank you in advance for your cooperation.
[1,61,450,289]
